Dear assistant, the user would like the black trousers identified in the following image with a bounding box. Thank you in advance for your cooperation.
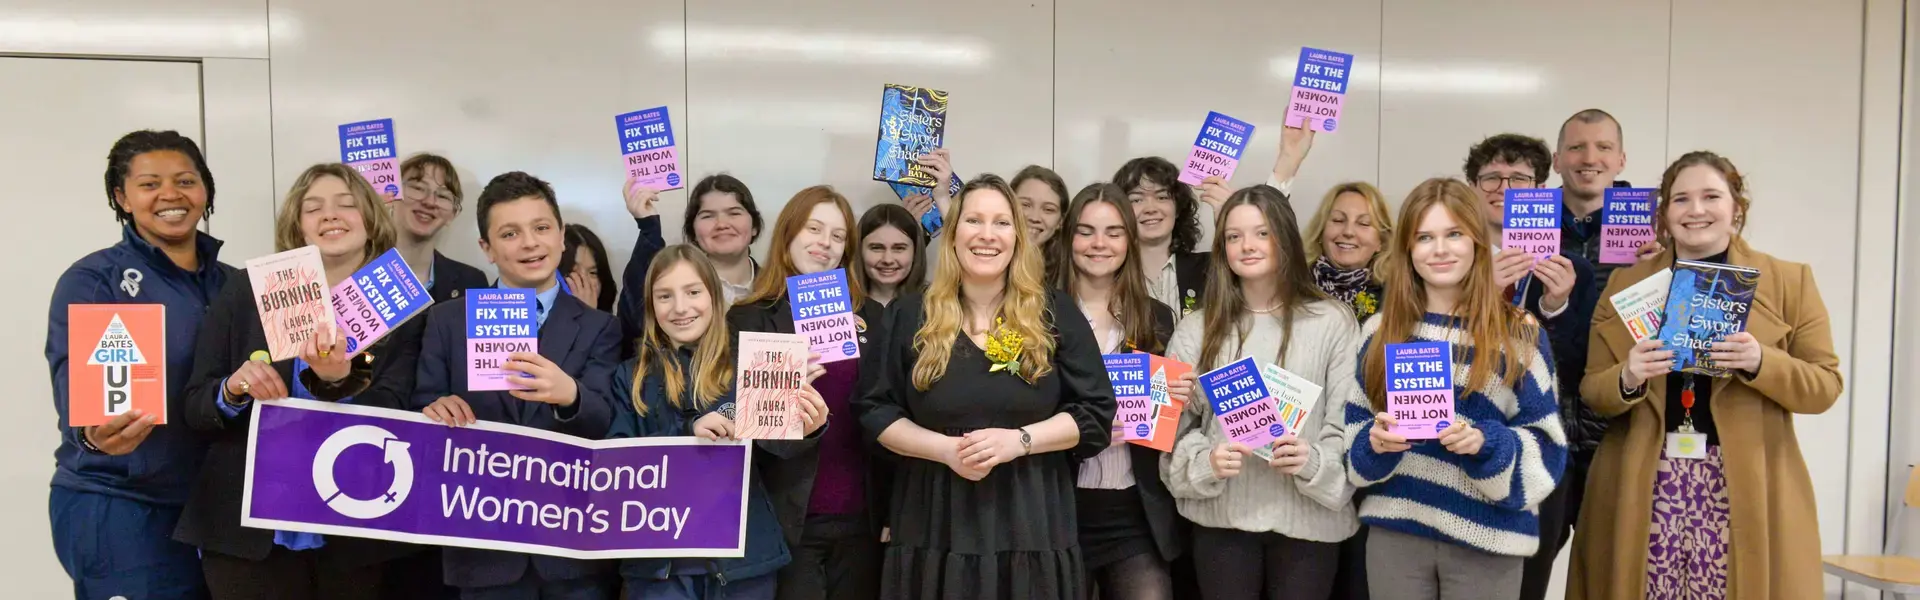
[1190,525,1341,600]
[202,546,383,600]
[777,513,881,600]
[1518,471,1576,600]
[381,546,459,600]
[1329,525,1370,600]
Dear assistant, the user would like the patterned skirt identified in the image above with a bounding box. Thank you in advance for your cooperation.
[1645,445,1731,599]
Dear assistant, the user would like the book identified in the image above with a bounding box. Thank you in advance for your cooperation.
[1385,341,1454,440]
[889,175,962,236]
[1286,47,1354,132]
[1656,260,1761,376]
[338,118,400,202]
[734,332,810,439]
[786,268,859,363]
[872,84,948,187]
[1199,357,1283,460]
[1600,188,1657,264]
[1259,362,1324,441]
[465,289,538,391]
[615,107,684,192]
[246,246,335,361]
[331,248,434,358]
[1105,354,1155,441]
[1130,355,1193,452]
[1609,268,1672,344]
[67,304,166,426]
[1502,188,1562,261]
[1178,111,1255,186]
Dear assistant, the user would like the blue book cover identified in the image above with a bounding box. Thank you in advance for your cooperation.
[888,174,962,236]
[1655,260,1761,376]
[872,84,948,187]
[330,248,434,357]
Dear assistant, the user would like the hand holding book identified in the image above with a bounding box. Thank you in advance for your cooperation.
[1210,441,1252,479]
[504,352,578,407]
[624,174,660,219]
[1436,421,1484,456]
[914,149,954,203]
[1369,413,1411,454]
[300,322,351,383]
[1266,434,1309,475]
[1707,332,1763,373]
[1619,339,1675,391]
[83,410,156,455]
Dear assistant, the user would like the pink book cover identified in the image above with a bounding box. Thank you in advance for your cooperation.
[1385,341,1455,440]
[1285,47,1354,133]
[1177,111,1254,186]
[245,246,335,362]
[616,107,684,192]
[465,289,537,392]
[734,332,810,440]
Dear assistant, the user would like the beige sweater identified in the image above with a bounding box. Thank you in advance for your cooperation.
[1159,299,1362,542]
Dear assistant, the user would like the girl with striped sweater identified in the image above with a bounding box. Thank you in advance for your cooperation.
[1344,178,1566,600]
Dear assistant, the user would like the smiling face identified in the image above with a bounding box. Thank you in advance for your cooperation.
[1322,191,1382,269]
[299,175,370,262]
[862,224,914,288]
[1016,178,1064,241]
[398,162,460,240]
[115,150,208,246]
[480,196,564,290]
[1127,179,1176,244]
[786,201,848,276]
[953,188,1018,282]
[1222,205,1277,282]
[1555,118,1625,199]
[692,191,755,258]
[650,261,712,347]
[571,244,600,281]
[1474,158,1538,229]
[1070,201,1129,281]
[1664,164,1741,258]
[1410,204,1476,290]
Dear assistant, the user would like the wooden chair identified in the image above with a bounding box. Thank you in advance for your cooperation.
[1824,464,1920,597]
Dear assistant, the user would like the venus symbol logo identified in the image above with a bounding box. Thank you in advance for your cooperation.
[312,425,414,519]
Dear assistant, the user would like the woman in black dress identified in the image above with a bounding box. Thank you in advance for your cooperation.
[858,174,1116,600]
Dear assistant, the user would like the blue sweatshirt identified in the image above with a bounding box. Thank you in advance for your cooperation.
[46,225,232,506]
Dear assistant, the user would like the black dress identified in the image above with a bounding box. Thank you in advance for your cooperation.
[858,290,1116,600]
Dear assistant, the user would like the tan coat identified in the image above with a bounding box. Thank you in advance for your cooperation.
[1569,237,1842,599]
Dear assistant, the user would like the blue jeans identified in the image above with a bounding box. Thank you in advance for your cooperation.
[49,486,208,600]
[624,573,775,600]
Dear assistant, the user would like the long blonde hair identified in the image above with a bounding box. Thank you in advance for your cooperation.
[1362,178,1538,410]
[275,163,399,261]
[1302,181,1394,265]
[631,245,734,415]
[912,174,1055,389]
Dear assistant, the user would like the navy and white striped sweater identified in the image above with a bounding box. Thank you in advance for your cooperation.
[1344,312,1567,557]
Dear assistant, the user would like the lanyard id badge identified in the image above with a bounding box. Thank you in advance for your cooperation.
[1666,378,1708,460]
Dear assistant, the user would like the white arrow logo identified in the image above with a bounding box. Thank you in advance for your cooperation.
[88,313,147,417]
[312,425,414,519]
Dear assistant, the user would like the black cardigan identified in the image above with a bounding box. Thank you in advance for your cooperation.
[1072,301,1186,563]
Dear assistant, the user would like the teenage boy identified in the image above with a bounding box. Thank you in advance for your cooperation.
[1464,133,1596,600]
[395,153,491,302]
[411,171,622,599]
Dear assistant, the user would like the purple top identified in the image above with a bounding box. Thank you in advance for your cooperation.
[807,358,865,515]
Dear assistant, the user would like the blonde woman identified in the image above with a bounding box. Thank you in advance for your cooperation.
[859,174,1116,599]
[177,163,420,600]
[1301,182,1393,323]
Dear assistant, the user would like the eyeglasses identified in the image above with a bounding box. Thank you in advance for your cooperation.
[401,180,461,211]
[1474,174,1537,192]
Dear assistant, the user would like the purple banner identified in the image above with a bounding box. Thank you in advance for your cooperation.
[244,399,750,559]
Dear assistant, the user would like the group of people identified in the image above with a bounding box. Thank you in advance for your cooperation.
[45,106,1842,600]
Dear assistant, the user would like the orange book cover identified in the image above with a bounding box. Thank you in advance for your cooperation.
[68,304,166,426]
[1130,354,1192,453]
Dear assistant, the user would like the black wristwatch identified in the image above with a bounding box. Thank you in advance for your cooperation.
[1018,427,1032,456]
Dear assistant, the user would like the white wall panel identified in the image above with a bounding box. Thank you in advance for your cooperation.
[1,56,203,599]
[1379,0,1671,201]
[202,58,279,261]
[0,0,267,58]
[683,0,1054,254]
[266,0,687,283]
[1055,0,1383,227]
[1667,5,1863,595]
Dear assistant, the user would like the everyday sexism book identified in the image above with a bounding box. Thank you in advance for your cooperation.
[1259,362,1323,441]
[735,332,810,440]
[1656,260,1761,376]
[1199,357,1282,460]
[1609,268,1672,344]
[465,289,538,391]
[68,304,166,426]
[247,246,335,361]
[331,248,433,358]
[1385,341,1454,440]
[872,84,948,187]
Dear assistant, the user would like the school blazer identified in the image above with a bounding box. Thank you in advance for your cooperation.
[172,269,424,569]
[1072,302,1186,563]
[428,251,492,304]
[410,291,623,589]
[726,296,891,551]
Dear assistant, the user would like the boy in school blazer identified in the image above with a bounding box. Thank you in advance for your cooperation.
[410,172,623,600]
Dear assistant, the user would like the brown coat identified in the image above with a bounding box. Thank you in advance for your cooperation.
[1568,237,1842,599]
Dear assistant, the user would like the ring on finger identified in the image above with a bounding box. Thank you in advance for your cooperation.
[239,380,251,394]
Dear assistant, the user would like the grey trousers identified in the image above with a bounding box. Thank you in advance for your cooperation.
[1365,528,1522,600]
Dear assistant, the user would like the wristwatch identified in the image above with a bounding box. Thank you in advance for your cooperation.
[1018,427,1032,456]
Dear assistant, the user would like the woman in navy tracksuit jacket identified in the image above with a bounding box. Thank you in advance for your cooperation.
[47,130,232,600]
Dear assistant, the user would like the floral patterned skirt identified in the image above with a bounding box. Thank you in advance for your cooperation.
[1645,445,1730,599]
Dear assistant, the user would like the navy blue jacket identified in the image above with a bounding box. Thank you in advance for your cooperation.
[608,348,803,584]
[46,225,231,506]
[411,289,622,588]
[615,216,668,351]
[1517,251,1598,451]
